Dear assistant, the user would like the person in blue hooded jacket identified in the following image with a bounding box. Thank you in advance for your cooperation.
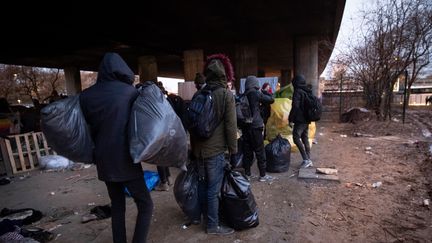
[80,52,153,243]
[288,74,313,168]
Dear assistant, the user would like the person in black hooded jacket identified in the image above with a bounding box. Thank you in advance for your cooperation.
[80,52,153,243]
[241,75,274,182]
[288,74,313,168]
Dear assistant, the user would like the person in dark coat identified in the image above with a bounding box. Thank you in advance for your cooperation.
[288,74,313,168]
[241,76,274,182]
[80,52,153,243]
[260,82,273,139]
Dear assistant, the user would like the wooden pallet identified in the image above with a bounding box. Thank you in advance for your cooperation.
[0,132,56,175]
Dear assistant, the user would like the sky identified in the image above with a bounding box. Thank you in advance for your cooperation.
[322,0,373,78]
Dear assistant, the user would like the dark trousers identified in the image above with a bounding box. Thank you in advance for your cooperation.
[242,127,267,177]
[292,123,310,160]
[105,177,153,243]
[156,166,170,184]
[197,153,225,229]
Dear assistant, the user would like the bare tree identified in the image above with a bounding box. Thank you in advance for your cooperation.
[0,65,20,101]
[17,66,65,103]
[332,0,432,120]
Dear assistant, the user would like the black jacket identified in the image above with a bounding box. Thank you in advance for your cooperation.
[80,53,142,182]
[288,75,311,124]
[260,89,273,124]
[244,76,274,129]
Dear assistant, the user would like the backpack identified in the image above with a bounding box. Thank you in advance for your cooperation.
[187,86,224,139]
[304,92,322,122]
[235,92,253,125]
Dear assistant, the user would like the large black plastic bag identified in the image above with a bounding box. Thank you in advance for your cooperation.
[41,95,94,163]
[129,83,187,169]
[173,164,200,221]
[231,136,245,168]
[265,134,291,172]
[220,169,259,230]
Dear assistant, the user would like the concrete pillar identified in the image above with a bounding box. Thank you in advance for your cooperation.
[183,49,204,81]
[294,37,318,95]
[235,44,258,80]
[138,56,158,83]
[280,69,293,87]
[64,67,81,95]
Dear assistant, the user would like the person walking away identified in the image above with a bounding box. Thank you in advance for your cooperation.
[189,54,238,235]
[288,74,313,168]
[80,52,153,243]
[241,76,274,182]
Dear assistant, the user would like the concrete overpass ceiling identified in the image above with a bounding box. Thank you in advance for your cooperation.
[0,0,345,77]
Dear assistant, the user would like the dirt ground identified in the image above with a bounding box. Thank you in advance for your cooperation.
[1,108,431,243]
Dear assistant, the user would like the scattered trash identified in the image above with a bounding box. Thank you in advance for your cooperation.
[289,203,294,207]
[355,183,364,187]
[372,181,382,188]
[234,239,242,243]
[88,202,95,206]
[39,155,73,170]
[421,129,431,138]
[316,168,338,175]
[392,117,399,122]
[340,134,347,138]
[353,132,373,137]
[423,199,430,207]
[365,147,372,151]
[181,224,188,229]
[312,139,318,144]
[319,133,324,136]
[0,177,11,185]
[84,164,92,169]
[365,151,373,155]
[50,192,55,196]
[283,201,287,204]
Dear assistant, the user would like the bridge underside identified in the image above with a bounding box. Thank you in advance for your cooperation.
[0,1,345,79]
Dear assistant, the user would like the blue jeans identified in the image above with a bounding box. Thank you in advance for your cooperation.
[197,153,225,229]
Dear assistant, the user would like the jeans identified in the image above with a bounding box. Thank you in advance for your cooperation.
[292,123,310,160]
[197,153,225,229]
[242,127,267,177]
[105,177,153,243]
[156,166,170,184]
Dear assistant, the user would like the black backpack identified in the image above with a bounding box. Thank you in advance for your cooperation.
[235,92,253,125]
[304,92,322,122]
[187,86,224,139]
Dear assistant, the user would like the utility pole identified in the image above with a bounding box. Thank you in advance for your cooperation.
[339,75,343,122]
[402,70,408,124]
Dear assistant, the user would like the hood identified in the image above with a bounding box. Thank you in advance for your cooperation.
[96,52,135,85]
[204,59,227,87]
[292,74,307,89]
[245,75,260,91]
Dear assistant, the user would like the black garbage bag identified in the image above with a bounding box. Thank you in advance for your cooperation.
[129,82,187,169]
[231,136,245,169]
[173,164,200,221]
[41,95,94,163]
[265,134,291,172]
[220,169,259,230]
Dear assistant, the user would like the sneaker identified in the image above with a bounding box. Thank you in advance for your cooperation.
[259,175,274,182]
[155,182,169,191]
[300,159,313,169]
[207,225,234,235]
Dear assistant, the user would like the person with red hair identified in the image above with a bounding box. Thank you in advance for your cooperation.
[189,53,238,235]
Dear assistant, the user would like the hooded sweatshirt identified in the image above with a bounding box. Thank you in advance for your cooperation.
[80,53,142,182]
[244,75,274,129]
[288,74,311,124]
[190,59,238,159]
